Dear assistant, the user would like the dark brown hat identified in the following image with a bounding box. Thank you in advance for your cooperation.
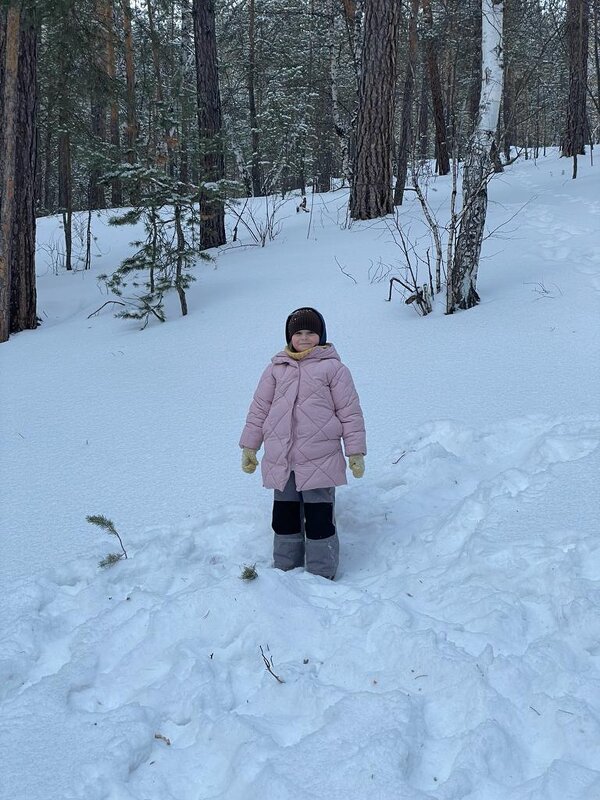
[285,307,326,344]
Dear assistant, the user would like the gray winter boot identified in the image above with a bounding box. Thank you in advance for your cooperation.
[273,533,305,571]
[305,534,339,579]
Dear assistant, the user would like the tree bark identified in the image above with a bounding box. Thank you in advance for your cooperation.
[58,104,73,271]
[147,0,172,168]
[0,5,20,343]
[448,0,504,313]
[349,0,399,220]
[593,0,600,118]
[247,0,262,196]
[10,9,38,333]
[311,1,333,194]
[121,0,138,165]
[88,0,110,209]
[417,57,428,163]
[180,0,192,188]
[562,0,589,160]
[502,63,515,160]
[330,3,351,186]
[467,2,483,136]
[192,0,226,249]
[42,105,54,211]
[394,0,420,206]
[422,0,450,175]
[105,0,122,206]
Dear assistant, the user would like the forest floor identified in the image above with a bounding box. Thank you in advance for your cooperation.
[1,150,599,799]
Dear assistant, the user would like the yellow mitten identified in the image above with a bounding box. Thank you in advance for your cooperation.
[241,447,259,474]
[348,454,365,479]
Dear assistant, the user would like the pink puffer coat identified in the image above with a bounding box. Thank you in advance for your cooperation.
[240,345,366,491]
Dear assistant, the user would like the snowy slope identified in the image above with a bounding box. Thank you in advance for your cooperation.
[1,151,599,800]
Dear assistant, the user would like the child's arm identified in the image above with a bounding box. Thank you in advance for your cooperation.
[329,364,367,457]
[239,364,276,451]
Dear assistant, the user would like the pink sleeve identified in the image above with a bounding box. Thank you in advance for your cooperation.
[330,364,366,456]
[239,365,276,450]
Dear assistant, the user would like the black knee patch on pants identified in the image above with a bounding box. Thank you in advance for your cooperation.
[272,501,302,534]
[304,502,336,540]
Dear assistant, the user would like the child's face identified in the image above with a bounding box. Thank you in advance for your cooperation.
[290,330,320,352]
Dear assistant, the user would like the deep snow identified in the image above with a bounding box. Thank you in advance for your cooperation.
[1,151,599,800]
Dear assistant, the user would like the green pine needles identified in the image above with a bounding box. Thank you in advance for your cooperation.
[99,166,213,328]
[87,514,128,568]
[240,564,258,581]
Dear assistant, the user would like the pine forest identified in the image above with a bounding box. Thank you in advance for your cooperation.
[1,0,599,340]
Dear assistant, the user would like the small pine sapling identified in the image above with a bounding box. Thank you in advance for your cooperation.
[97,166,213,327]
[240,563,258,581]
[86,514,128,568]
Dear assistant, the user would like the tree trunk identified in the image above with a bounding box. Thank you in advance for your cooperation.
[311,1,333,194]
[147,0,169,168]
[180,0,192,188]
[58,104,73,272]
[105,0,122,206]
[422,0,450,175]
[467,3,483,136]
[121,0,138,165]
[330,3,351,186]
[0,5,20,343]
[417,58,428,163]
[192,0,226,249]
[349,0,399,220]
[394,0,419,206]
[88,0,110,209]
[247,0,262,196]
[10,9,37,333]
[562,0,589,161]
[43,106,54,211]
[174,204,188,316]
[593,0,600,120]
[448,0,504,313]
[502,63,515,160]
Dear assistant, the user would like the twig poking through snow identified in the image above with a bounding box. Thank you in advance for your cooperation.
[260,645,285,683]
[335,257,357,284]
[88,300,126,318]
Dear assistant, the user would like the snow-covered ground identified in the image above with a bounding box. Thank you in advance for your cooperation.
[1,152,599,800]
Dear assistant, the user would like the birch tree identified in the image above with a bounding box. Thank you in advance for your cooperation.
[447,0,504,313]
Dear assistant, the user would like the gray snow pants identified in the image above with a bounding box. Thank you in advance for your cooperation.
[271,472,339,579]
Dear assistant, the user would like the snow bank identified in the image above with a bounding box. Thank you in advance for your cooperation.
[1,151,599,799]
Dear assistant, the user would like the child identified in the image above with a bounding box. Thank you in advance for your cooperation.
[239,307,366,579]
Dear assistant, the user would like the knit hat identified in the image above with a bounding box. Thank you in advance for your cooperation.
[285,307,327,345]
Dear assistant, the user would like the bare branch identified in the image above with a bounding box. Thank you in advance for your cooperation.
[259,645,285,683]
[87,300,127,318]
[335,257,357,284]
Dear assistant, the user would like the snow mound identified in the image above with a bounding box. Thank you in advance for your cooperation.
[2,416,599,799]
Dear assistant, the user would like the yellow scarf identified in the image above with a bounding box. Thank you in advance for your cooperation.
[285,344,329,361]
